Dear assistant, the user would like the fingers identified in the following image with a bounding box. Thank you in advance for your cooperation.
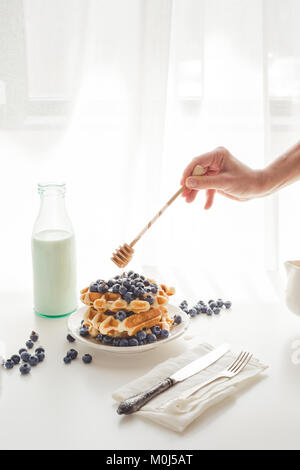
[186,174,223,190]
[204,189,216,209]
[180,147,226,186]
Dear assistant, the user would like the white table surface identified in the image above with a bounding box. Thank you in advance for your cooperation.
[1,267,300,450]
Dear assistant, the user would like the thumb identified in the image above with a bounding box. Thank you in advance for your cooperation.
[186,175,222,190]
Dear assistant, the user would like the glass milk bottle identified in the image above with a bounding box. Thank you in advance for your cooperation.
[32,183,77,318]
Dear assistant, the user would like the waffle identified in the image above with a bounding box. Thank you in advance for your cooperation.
[80,273,175,338]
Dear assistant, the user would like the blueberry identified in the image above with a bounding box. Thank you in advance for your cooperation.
[36,352,45,362]
[30,331,39,342]
[4,359,14,369]
[107,279,114,287]
[20,364,31,374]
[79,327,89,337]
[207,308,213,316]
[137,288,145,298]
[208,299,214,304]
[114,275,121,280]
[200,306,208,313]
[82,354,92,364]
[124,292,134,304]
[19,348,27,356]
[67,349,78,360]
[160,329,169,339]
[128,338,139,347]
[194,305,201,314]
[173,315,182,325]
[217,299,223,308]
[26,340,34,349]
[137,330,146,341]
[90,284,98,292]
[96,334,103,342]
[213,308,221,315]
[112,284,120,294]
[136,282,144,288]
[10,355,20,364]
[63,356,72,364]
[67,334,75,343]
[138,340,146,346]
[151,326,161,337]
[146,333,157,343]
[145,295,154,305]
[144,280,150,286]
[119,286,127,296]
[103,335,112,344]
[115,310,127,321]
[180,300,188,307]
[224,301,232,309]
[188,308,197,318]
[112,338,120,347]
[35,347,45,354]
[119,338,129,347]
[151,286,158,294]
[21,351,30,362]
[29,355,39,367]
[209,302,216,310]
[123,280,131,289]
[132,273,139,279]
[127,270,134,277]
[98,284,108,294]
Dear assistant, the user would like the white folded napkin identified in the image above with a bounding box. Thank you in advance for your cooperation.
[112,343,268,432]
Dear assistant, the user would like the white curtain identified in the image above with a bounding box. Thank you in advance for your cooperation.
[0,0,299,291]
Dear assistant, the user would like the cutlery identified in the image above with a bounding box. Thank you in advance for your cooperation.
[117,343,230,415]
[162,350,253,408]
[112,164,205,267]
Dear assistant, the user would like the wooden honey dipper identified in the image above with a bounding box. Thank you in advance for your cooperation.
[111,164,205,268]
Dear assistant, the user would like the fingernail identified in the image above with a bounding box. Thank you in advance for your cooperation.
[186,178,197,188]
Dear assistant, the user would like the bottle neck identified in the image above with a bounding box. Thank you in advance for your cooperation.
[33,184,73,236]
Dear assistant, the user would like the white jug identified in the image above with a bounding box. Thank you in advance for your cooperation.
[285,260,300,316]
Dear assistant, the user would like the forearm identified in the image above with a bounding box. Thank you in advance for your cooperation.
[261,141,300,195]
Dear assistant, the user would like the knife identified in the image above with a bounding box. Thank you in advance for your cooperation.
[117,343,230,415]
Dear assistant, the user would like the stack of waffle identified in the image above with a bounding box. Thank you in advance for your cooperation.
[80,272,175,338]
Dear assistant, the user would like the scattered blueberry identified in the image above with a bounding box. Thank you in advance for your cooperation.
[128,338,139,347]
[82,354,92,364]
[119,338,129,347]
[213,308,221,315]
[112,284,120,294]
[209,302,216,310]
[11,355,20,364]
[90,284,98,292]
[20,351,30,362]
[137,330,146,341]
[119,286,127,296]
[207,308,213,316]
[30,331,39,342]
[67,334,75,343]
[96,334,103,342]
[115,310,127,321]
[145,295,154,305]
[224,301,232,309]
[79,327,89,337]
[35,347,45,354]
[20,364,31,375]
[19,348,27,356]
[200,306,208,313]
[36,352,45,362]
[63,356,72,364]
[174,315,182,324]
[26,340,34,349]
[160,329,169,339]
[4,359,14,369]
[188,308,197,318]
[67,349,78,360]
[103,335,113,344]
[217,299,223,308]
[146,333,157,343]
[29,356,39,367]
[112,338,120,347]
[151,326,161,337]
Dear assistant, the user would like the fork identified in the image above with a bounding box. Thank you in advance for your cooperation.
[161,351,253,408]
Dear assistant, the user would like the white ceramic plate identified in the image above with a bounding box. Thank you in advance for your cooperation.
[68,304,190,355]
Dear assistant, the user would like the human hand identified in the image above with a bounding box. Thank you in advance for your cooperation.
[181,147,264,209]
